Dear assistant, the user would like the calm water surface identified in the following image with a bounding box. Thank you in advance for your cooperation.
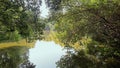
[0,40,66,68]
[29,40,66,68]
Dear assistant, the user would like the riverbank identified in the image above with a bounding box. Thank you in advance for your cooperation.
[0,39,36,49]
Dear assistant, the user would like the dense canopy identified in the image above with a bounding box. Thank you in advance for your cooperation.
[0,0,45,42]
[45,0,120,68]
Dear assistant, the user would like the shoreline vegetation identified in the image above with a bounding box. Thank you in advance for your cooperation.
[0,39,36,49]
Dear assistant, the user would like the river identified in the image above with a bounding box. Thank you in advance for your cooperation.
[0,40,67,68]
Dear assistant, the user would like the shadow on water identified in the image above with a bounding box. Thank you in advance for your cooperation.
[0,46,35,68]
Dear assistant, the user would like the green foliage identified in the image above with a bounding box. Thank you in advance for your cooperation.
[7,30,21,41]
[47,0,120,68]
[0,0,45,42]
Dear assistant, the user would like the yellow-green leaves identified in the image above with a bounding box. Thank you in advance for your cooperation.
[19,7,23,12]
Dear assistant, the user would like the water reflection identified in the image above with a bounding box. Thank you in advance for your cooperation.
[0,46,35,68]
[0,40,67,68]
[56,47,120,68]
[1,41,119,68]
[29,40,66,68]
[56,50,95,68]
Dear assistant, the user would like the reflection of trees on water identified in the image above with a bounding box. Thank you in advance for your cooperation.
[56,50,100,68]
[56,46,120,68]
[20,60,35,68]
[0,46,35,68]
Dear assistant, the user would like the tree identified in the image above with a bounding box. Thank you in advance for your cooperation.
[46,0,120,68]
[0,0,44,42]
